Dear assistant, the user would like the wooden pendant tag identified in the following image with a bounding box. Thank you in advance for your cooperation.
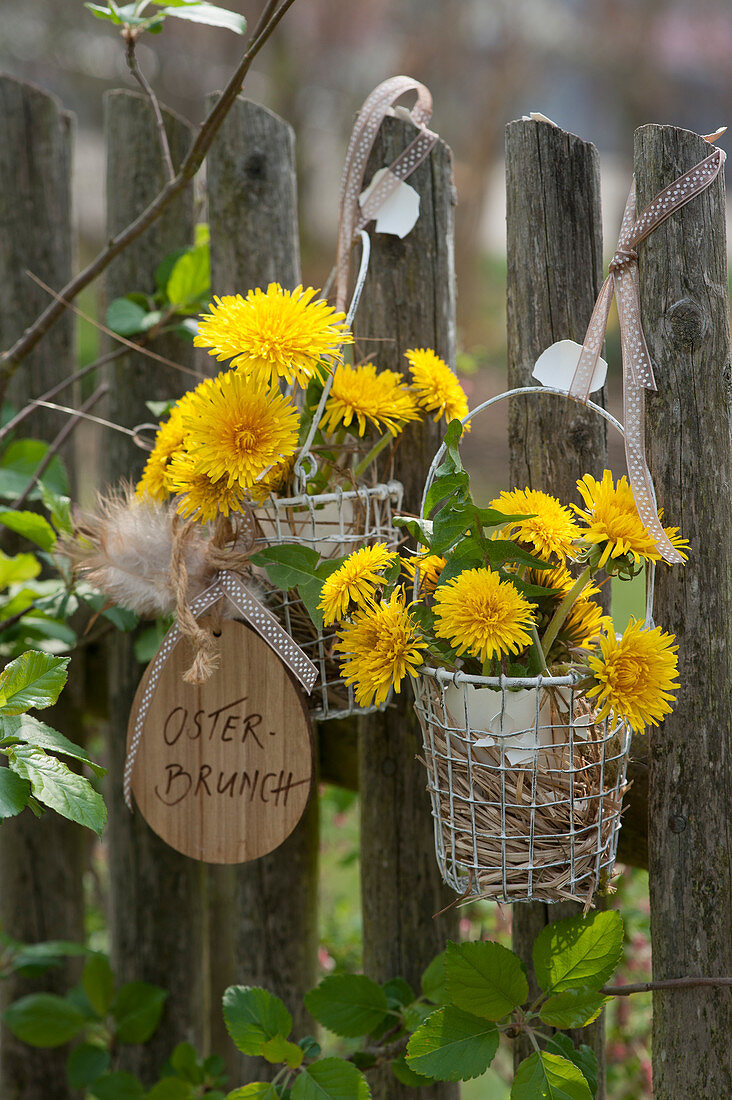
[126,619,314,864]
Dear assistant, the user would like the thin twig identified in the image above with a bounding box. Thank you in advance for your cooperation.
[13,384,110,510]
[25,271,204,380]
[125,33,175,182]
[0,0,299,385]
[602,976,732,997]
[0,347,126,447]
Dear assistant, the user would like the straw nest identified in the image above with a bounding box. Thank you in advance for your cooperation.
[415,677,630,906]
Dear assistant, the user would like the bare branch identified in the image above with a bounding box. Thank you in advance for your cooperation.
[125,34,175,182]
[12,383,109,510]
[602,976,732,997]
[0,0,299,385]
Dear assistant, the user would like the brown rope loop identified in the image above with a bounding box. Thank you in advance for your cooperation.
[171,515,221,684]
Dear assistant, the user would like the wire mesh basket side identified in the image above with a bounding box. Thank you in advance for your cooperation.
[254,481,404,720]
[412,668,631,905]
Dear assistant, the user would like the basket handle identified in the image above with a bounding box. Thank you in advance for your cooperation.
[418,385,656,629]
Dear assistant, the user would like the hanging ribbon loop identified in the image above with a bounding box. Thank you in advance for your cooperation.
[334,76,439,312]
[568,144,726,564]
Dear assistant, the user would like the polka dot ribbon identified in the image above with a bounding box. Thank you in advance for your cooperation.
[568,143,726,564]
[123,569,319,809]
[334,76,439,312]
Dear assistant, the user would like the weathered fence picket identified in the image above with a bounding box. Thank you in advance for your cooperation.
[504,118,608,1092]
[0,75,82,1100]
[355,114,460,1100]
[206,93,319,1082]
[636,123,732,1099]
[103,90,206,1081]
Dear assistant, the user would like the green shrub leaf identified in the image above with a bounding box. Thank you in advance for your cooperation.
[222,986,292,1055]
[83,953,115,1017]
[421,950,449,1004]
[226,1085,279,1099]
[383,977,414,1010]
[1,714,106,776]
[9,746,106,835]
[291,1057,371,1099]
[147,1079,193,1100]
[261,1034,304,1068]
[0,652,69,713]
[154,3,246,34]
[533,912,624,995]
[67,1042,111,1089]
[0,510,56,550]
[446,939,529,1020]
[304,973,389,1038]
[406,1006,499,1081]
[106,298,148,336]
[546,1035,598,1097]
[3,992,86,1046]
[166,244,210,308]
[511,1052,592,1100]
[89,1071,146,1100]
[0,766,31,817]
[391,1056,436,1088]
[540,989,610,1029]
[111,981,167,1043]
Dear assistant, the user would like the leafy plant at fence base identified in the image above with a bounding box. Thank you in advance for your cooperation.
[3,910,634,1098]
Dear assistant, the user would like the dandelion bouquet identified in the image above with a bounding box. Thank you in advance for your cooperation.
[325,416,687,899]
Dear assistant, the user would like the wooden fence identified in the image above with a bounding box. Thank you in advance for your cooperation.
[0,71,730,1100]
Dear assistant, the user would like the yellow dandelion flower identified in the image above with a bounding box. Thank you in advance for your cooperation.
[433,568,536,663]
[319,544,397,625]
[320,363,422,437]
[335,591,426,708]
[554,597,613,655]
[402,552,447,595]
[405,347,469,426]
[165,450,244,523]
[136,411,186,501]
[573,470,689,567]
[586,618,679,732]
[194,283,352,387]
[490,487,580,562]
[181,372,299,490]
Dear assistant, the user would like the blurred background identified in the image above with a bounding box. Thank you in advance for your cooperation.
[1,3,729,1095]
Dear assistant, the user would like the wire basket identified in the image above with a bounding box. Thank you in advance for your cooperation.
[254,480,404,721]
[413,668,631,904]
[410,386,653,904]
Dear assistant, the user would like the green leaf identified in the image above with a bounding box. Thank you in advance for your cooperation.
[304,973,389,1038]
[0,510,55,550]
[445,939,529,1020]
[170,1040,202,1081]
[424,470,470,517]
[226,1085,279,1099]
[392,515,435,549]
[0,766,31,817]
[291,1058,371,1099]
[147,1079,193,1100]
[89,1071,146,1100]
[391,1056,436,1088]
[155,2,246,34]
[111,981,167,1043]
[0,651,69,713]
[0,439,67,501]
[166,244,210,308]
[0,550,41,587]
[545,1035,598,1097]
[0,713,106,776]
[223,986,292,1056]
[261,1034,304,1068]
[406,1006,499,1082]
[83,953,115,1017]
[85,3,124,23]
[484,539,551,572]
[251,545,322,592]
[540,989,609,1029]
[155,249,187,293]
[511,1052,592,1100]
[39,484,73,534]
[383,977,414,1010]
[106,297,148,336]
[79,589,139,631]
[2,938,90,978]
[431,505,472,555]
[421,950,449,1005]
[533,912,624,995]
[3,992,86,1046]
[9,745,106,835]
[67,1043,111,1089]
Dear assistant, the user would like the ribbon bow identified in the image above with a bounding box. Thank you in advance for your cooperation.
[568,144,726,564]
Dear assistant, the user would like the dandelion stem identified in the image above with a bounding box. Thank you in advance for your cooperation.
[541,565,593,657]
[352,432,393,479]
